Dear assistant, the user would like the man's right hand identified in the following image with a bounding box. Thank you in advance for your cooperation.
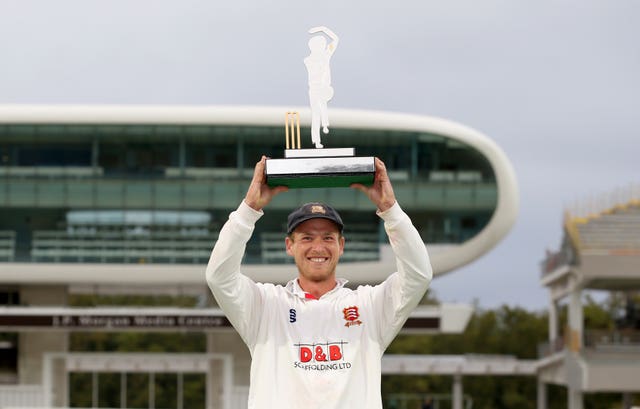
[244,156,288,211]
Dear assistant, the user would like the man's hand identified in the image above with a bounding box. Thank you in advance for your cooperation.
[244,156,288,211]
[351,157,396,212]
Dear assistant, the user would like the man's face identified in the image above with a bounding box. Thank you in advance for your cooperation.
[285,218,345,283]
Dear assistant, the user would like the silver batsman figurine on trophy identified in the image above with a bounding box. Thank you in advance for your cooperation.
[265,26,375,189]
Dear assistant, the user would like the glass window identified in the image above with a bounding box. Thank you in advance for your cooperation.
[99,142,176,176]
[186,143,236,168]
[0,290,20,305]
[17,144,91,166]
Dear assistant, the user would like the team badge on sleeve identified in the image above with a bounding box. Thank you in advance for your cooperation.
[342,306,363,327]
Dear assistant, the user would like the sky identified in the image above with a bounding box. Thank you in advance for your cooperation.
[1,0,638,310]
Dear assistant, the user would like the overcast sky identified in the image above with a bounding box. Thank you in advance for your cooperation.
[1,0,638,310]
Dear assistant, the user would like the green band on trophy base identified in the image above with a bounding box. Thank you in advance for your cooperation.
[267,173,374,189]
[266,156,375,189]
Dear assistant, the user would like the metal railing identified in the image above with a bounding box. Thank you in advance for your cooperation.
[0,385,45,408]
[537,337,565,358]
[0,230,16,262]
[566,183,640,221]
[584,329,640,350]
[540,247,575,277]
[539,330,640,357]
[385,393,472,409]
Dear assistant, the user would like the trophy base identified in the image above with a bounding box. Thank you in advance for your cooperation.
[284,147,355,158]
[265,156,375,189]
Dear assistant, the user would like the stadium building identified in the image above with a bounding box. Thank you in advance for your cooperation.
[539,189,640,409]
[0,105,518,408]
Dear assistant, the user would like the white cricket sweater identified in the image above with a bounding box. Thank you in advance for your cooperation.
[206,201,432,409]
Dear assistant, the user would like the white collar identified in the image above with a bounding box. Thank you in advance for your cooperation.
[286,277,348,300]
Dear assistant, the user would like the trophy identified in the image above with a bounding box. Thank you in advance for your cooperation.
[265,27,375,189]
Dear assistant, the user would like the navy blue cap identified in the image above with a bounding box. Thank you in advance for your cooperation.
[287,202,344,235]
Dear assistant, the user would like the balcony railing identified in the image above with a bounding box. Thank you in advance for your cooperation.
[0,385,44,408]
[540,248,575,277]
[0,230,16,262]
[584,329,640,351]
[538,337,565,358]
[27,228,381,265]
[0,172,497,211]
[539,329,640,357]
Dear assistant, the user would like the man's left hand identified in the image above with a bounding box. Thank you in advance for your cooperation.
[350,157,396,212]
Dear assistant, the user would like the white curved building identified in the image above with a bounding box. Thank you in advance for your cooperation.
[0,105,518,283]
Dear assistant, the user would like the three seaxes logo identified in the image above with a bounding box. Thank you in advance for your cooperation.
[342,306,363,328]
[310,205,326,214]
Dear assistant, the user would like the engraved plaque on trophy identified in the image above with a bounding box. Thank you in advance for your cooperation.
[265,27,375,189]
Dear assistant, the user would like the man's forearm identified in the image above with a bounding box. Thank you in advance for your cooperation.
[378,202,432,292]
[206,201,262,287]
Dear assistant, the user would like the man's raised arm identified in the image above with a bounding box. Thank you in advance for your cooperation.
[205,156,288,345]
[352,158,433,347]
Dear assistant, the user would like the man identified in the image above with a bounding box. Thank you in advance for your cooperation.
[206,156,432,409]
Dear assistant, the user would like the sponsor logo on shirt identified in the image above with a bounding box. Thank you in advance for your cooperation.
[289,309,297,323]
[342,306,363,327]
[293,341,351,371]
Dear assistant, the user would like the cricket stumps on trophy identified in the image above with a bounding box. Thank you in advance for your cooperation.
[265,111,375,189]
